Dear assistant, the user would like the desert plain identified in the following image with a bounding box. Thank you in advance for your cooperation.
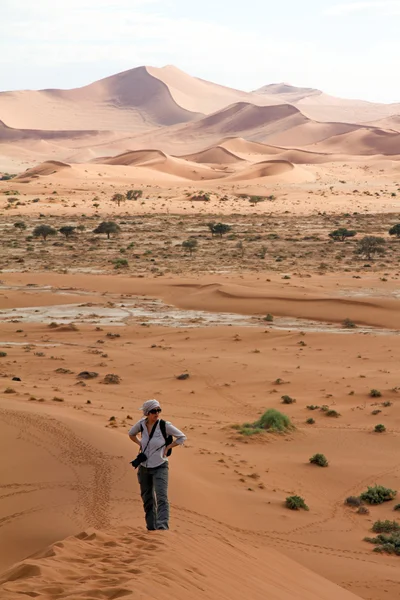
[0,65,400,600]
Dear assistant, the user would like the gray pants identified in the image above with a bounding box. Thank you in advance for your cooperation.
[138,463,169,530]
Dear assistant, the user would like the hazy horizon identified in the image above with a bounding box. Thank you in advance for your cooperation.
[1,0,400,103]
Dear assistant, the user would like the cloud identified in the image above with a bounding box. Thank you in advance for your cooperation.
[326,1,400,16]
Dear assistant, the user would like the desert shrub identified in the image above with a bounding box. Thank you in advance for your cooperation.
[326,410,340,418]
[126,189,143,200]
[345,496,362,507]
[281,395,296,404]
[103,374,121,384]
[306,418,315,425]
[388,224,400,238]
[286,496,309,511]
[264,313,274,322]
[182,238,198,255]
[394,504,400,511]
[357,506,370,515]
[254,409,293,432]
[112,258,128,269]
[360,485,397,505]
[309,453,329,467]
[370,389,382,398]
[356,236,385,260]
[235,409,293,436]
[364,533,400,555]
[372,520,400,533]
[0,351,7,357]
[374,424,386,433]
[307,405,319,410]
[342,318,356,329]
[231,424,264,436]
[14,221,26,231]
[382,401,392,407]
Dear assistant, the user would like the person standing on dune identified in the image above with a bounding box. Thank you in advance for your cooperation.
[129,400,186,531]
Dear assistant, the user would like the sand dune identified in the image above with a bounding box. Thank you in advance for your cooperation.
[255,82,323,103]
[0,526,362,600]
[0,67,201,132]
[93,149,227,181]
[15,160,71,179]
[180,145,245,164]
[308,127,400,156]
[147,65,278,114]
[96,149,168,167]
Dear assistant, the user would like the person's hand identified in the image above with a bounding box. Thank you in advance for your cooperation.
[163,446,170,457]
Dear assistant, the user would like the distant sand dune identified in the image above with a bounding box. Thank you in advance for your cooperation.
[180,145,245,164]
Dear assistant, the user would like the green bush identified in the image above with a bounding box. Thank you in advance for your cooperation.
[370,389,382,398]
[307,405,319,411]
[0,351,7,357]
[326,409,340,418]
[372,520,400,533]
[374,424,386,433]
[281,395,296,404]
[364,533,400,555]
[286,495,309,511]
[360,485,397,505]
[394,504,400,511]
[254,409,293,432]
[309,453,329,467]
[306,418,315,425]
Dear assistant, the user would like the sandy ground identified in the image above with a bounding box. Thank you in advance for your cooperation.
[0,270,400,600]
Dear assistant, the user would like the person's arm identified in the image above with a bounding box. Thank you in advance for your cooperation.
[164,422,186,455]
[128,421,143,448]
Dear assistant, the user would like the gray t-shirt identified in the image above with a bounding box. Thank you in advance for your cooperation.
[129,418,186,468]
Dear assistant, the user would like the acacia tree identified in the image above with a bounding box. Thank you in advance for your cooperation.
[112,193,126,207]
[212,223,232,238]
[33,224,57,241]
[126,189,143,200]
[356,236,385,260]
[389,224,400,238]
[329,228,357,242]
[14,221,26,232]
[93,221,121,239]
[59,226,76,238]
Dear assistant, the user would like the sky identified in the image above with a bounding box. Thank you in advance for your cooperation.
[0,0,399,102]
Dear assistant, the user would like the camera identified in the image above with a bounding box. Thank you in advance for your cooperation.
[131,452,147,469]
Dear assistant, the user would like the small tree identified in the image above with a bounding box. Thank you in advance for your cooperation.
[14,221,27,232]
[182,238,198,256]
[93,221,121,239]
[111,193,126,207]
[212,223,231,238]
[59,226,76,238]
[126,189,143,200]
[356,236,385,260]
[33,224,57,241]
[389,224,400,238]
[329,228,357,242]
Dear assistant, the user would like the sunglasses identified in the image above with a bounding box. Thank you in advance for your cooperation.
[148,408,162,415]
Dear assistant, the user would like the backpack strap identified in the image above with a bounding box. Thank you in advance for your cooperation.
[159,419,173,456]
